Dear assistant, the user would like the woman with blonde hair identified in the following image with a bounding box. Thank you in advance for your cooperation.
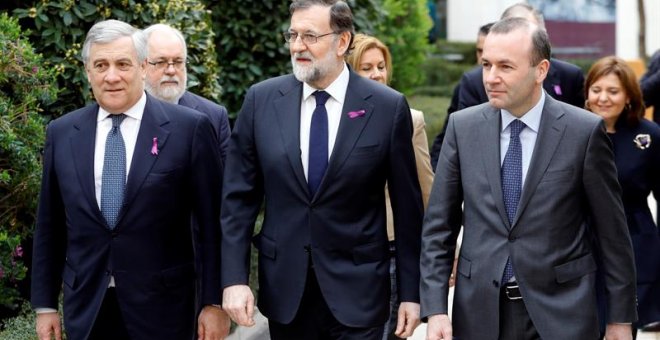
[346,33,434,340]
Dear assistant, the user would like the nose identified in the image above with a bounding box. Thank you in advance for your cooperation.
[164,63,177,75]
[484,66,498,85]
[104,65,121,82]
[370,69,383,82]
[289,36,306,53]
[598,91,608,103]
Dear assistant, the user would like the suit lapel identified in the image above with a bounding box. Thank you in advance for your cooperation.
[274,78,310,196]
[70,105,106,224]
[513,97,566,228]
[120,96,171,220]
[479,106,511,229]
[317,73,374,197]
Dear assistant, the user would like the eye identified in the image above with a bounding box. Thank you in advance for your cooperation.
[94,63,108,72]
[302,33,317,43]
[117,61,132,71]
[482,62,491,70]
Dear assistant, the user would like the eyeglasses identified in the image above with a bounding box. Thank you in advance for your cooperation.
[147,59,188,70]
[283,31,338,45]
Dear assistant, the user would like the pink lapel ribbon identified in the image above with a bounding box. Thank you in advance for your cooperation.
[553,84,562,96]
[151,137,158,155]
[347,109,366,119]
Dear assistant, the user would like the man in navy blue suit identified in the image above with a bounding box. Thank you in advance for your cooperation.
[31,20,228,340]
[220,1,424,339]
[144,24,231,162]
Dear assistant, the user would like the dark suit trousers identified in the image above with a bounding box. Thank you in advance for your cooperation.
[498,286,540,340]
[268,262,383,340]
[89,288,131,340]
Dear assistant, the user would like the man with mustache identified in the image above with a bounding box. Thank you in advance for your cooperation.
[144,24,230,162]
[220,0,424,338]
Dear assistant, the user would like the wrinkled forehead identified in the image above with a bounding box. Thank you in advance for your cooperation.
[290,5,332,33]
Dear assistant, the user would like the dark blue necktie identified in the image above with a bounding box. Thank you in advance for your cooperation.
[101,114,127,229]
[308,91,330,197]
[501,119,524,283]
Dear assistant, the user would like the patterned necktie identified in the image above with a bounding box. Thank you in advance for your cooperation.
[308,91,330,197]
[501,119,524,283]
[101,114,127,229]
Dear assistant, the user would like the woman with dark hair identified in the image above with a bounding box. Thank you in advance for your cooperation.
[585,56,660,337]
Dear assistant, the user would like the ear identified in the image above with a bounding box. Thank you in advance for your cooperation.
[140,59,148,80]
[536,59,550,84]
[336,31,351,57]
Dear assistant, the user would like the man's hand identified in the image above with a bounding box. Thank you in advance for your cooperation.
[36,312,62,340]
[604,323,632,340]
[222,285,255,327]
[197,305,231,340]
[394,302,421,338]
[426,314,452,340]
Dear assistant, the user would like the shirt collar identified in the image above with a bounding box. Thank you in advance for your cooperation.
[501,90,546,133]
[97,91,147,122]
[302,63,349,105]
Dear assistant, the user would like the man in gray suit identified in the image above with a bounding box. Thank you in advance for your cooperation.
[420,18,637,340]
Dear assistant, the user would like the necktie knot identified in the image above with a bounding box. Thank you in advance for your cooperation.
[509,119,525,139]
[313,91,330,107]
[110,114,126,131]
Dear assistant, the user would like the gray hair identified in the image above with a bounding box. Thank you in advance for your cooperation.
[490,17,551,66]
[81,20,147,66]
[143,23,188,59]
[290,0,355,55]
[501,2,546,30]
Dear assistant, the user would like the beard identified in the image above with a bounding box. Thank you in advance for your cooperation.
[291,48,340,85]
[145,74,186,104]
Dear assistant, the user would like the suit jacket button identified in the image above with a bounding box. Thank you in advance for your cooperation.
[492,280,499,288]
[508,236,516,242]
[111,231,119,238]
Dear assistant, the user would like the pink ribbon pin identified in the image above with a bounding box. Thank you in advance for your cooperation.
[348,109,366,119]
[151,137,158,155]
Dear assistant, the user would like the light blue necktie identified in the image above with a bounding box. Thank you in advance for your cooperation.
[308,91,330,197]
[501,119,524,283]
[100,114,127,229]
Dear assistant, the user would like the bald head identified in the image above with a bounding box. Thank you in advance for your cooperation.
[501,2,545,30]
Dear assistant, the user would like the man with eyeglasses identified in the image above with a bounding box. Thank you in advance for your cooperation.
[31,20,227,340]
[220,0,423,339]
[144,24,231,162]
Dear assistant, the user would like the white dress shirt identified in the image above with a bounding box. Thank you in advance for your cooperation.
[36,93,146,313]
[500,90,546,185]
[300,63,350,181]
[94,92,146,207]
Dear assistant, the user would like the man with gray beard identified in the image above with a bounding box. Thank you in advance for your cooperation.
[144,24,230,161]
[219,0,424,339]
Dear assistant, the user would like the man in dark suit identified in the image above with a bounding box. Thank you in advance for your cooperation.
[641,49,660,124]
[220,1,423,339]
[429,3,585,169]
[421,18,637,340]
[143,24,231,162]
[31,20,228,340]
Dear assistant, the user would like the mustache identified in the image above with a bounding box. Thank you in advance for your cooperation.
[293,52,313,59]
[159,75,180,84]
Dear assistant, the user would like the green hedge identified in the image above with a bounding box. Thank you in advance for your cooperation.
[0,12,56,310]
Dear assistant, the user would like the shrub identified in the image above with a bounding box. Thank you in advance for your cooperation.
[0,12,55,310]
[13,0,221,118]
[373,0,433,94]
